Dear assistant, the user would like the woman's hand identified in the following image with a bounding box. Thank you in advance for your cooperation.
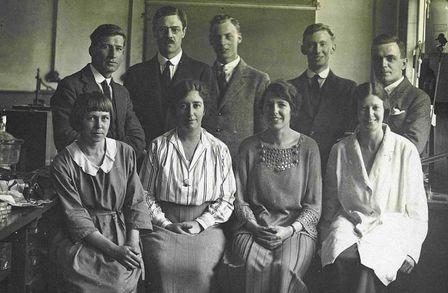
[245,221,281,250]
[399,255,415,274]
[182,220,203,235]
[165,223,193,235]
[112,245,143,271]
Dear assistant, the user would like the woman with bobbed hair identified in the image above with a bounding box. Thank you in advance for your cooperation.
[220,80,322,293]
[50,92,152,292]
[320,82,428,293]
[140,79,236,293]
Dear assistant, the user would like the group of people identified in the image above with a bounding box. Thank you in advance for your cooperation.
[49,5,431,293]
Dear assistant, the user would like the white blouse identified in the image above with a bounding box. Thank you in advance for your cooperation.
[320,125,428,285]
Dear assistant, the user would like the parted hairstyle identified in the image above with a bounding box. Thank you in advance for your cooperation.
[372,34,406,58]
[168,79,209,110]
[260,80,301,112]
[152,6,187,30]
[90,24,126,47]
[209,14,241,34]
[354,82,390,114]
[302,23,335,42]
[70,92,113,131]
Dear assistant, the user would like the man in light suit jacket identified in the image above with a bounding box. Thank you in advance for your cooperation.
[124,6,216,145]
[51,24,145,158]
[289,23,356,169]
[371,34,431,154]
[206,14,270,163]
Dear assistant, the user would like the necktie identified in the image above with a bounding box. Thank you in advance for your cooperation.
[217,65,228,100]
[162,60,172,87]
[310,75,321,114]
[100,80,116,137]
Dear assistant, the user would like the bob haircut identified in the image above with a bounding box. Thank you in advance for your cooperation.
[354,82,390,114]
[70,92,113,131]
[260,80,300,112]
[90,24,126,47]
[167,79,209,110]
[152,6,187,30]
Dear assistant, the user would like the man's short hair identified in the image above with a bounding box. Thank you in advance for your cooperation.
[302,23,335,42]
[90,24,126,46]
[152,6,187,30]
[209,14,241,34]
[372,34,406,58]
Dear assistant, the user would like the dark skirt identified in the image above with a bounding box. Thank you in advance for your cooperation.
[219,230,315,293]
[141,202,226,293]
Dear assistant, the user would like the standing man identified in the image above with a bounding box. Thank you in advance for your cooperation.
[206,14,270,162]
[289,23,356,169]
[51,24,145,158]
[124,6,216,145]
[371,34,431,154]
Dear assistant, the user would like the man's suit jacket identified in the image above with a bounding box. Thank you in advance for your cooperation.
[289,70,356,168]
[124,53,217,146]
[51,65,146,157]
[385,77,431,154]
[204,59,270,162]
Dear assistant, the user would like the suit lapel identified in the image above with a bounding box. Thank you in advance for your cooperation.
[295,73,315,118]
[80,65,101,93]
[172,54,191,84]
[387,78,409,108]
[218,60,247,110]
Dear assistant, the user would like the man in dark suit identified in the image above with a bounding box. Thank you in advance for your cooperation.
[206,14,270,162]
[51,24,145,157]
[289,23,356,169]
[371,34,431,154]
[124,6,216,145]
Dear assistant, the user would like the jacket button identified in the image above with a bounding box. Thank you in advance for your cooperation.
[216,128,221,132]
[218,112,222,116]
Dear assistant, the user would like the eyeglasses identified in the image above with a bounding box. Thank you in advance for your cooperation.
[157,26,183,34]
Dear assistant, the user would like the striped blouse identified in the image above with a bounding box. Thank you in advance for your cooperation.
[140,128,236,230]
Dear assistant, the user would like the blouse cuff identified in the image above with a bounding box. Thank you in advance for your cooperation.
[296,207,320,239]
[196,213,215,230]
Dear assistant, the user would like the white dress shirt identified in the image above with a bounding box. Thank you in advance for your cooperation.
[306,67,330,88]
[216,55,241,82]
[89,64,113,98]
[158,50,183,80]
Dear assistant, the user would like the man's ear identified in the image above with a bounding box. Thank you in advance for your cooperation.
[300,43,307,55]
[401,58,407,70]
[181,26,187,39]
[237,33,242,44]
[330,42,336,54]
[88,45,93,57]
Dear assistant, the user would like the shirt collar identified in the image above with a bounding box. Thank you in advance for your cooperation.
[216,56,241,75]
[89,64,112,85]
[158,50,183,66]
[384,76,404,94]
[306,67,330,79]
[66,138,117,176]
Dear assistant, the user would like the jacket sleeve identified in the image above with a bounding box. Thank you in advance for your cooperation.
[122,91,146,159]
[254,73,270,134]
[50,79,80,152]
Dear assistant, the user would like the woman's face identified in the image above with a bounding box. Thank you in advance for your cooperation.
[263,95,291,131]
[79,111,110,143]
[175,90,205,131]
[358,94,384,132]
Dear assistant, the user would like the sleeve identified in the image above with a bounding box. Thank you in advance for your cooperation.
[122,146,152,231]
[139,142,173,228]
[233,141,257,225]
[319,144,343,243]
[293,139,322,239]
[195,146,236,230]
[122,92,146,159]
[401,91,431,154]
[254,73,271,134]
[50,79,80,152]
[51,156,97,242]
[403,146,428,262]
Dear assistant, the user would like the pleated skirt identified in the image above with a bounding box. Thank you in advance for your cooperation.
[219,231,316,293]
[141,202,226,293]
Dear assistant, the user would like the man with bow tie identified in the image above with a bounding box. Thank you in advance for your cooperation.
[51,24,145,158]
[205,14,269,164]
[371,34,431,154]
[289,23,356,169]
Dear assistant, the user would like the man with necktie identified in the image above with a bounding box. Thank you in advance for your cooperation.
[371,34,431,154]
[289,23,356,170]
[205,14,270,164]
[51,24,145,158]
[124,6,216,146]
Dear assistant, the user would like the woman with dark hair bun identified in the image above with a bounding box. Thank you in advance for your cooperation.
[220,80,322,293]
[50,92,152,292]
[320,82,428,292]
[140,79,235,293]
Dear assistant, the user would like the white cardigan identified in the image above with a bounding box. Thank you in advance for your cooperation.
[320,125,428,285]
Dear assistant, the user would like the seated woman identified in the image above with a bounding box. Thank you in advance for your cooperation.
[320,82,428,293]
[139,79,236,293]
[220,80,322,293]
[50,92,152,293]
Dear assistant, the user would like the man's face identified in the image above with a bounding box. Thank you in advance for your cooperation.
[301,30,335,73]
[154,15,186,59]
[89,35,125,78]
[209,20,241,64]
[371,42,406,86]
